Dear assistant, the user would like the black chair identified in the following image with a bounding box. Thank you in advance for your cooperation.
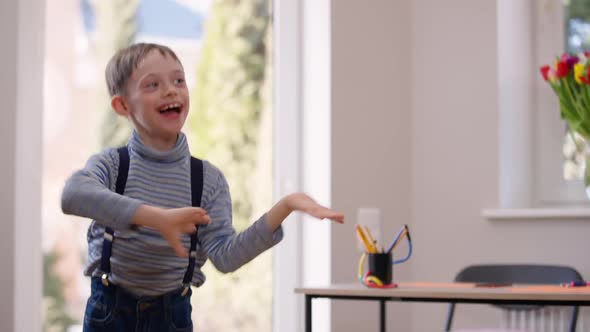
[445,264,584,332]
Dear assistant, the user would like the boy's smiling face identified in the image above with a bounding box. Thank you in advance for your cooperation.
[112,49,189,150]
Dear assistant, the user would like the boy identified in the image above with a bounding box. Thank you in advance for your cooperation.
[61,43,344,332]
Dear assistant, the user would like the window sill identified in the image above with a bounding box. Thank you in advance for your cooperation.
[482,208,590,221]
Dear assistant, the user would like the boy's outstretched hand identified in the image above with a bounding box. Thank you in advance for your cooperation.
[266,192,345,232]
[287,192,345,223]
[132,205,211,258]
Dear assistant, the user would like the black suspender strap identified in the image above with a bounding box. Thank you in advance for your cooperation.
[182,156,204,295]
[100,146,129,286]
[190,157,204,208]
[114,147,130,196]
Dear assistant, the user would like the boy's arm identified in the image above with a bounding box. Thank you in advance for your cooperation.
[62,150,211,257]
[198,167,283,273]
[61,150,143,230]
[198,165,344,273]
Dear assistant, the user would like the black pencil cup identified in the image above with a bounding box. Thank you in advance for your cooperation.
[368,252,392,284]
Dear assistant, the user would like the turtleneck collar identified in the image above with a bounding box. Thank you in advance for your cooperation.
[128,130,189,163]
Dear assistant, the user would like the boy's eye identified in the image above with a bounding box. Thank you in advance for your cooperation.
[146,82,158,88]
[174,78,185,85]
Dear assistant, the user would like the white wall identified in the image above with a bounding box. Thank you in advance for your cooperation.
[410,0,502,329]
[331,0,413,331]
[0,1,44,331]
[330,0,590,331]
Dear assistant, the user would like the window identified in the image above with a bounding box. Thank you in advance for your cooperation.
[43,1,275,331]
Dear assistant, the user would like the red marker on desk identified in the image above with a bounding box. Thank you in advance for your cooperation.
[561,281,590,287]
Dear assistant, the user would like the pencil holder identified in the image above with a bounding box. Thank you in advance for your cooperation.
[368,252,392,284]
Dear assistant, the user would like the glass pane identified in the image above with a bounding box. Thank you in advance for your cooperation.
[566,0,590,53]
[563,0,590,180]
[186,1,274,331]
[42,1,273,331]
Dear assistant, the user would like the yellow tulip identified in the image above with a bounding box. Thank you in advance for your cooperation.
[575,63,585,83]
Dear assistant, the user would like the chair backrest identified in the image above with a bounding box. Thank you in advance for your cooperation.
[445,264,584,332]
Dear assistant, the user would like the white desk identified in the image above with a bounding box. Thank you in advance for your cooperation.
[295,282,590,332]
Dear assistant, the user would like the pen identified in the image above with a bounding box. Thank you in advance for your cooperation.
[364,228,379,253]
[363,226,380,253]
[390,229,408,253]
[355,224,377,253]
[560,281,590,287]
[386,226,405,253]
[387,225,410,254]
[363,226,376,245]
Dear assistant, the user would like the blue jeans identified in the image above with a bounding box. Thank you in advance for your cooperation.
[83,277,193,332]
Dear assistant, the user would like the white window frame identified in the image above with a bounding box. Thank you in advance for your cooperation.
[301,0,332,331]
[1,0,45,331]
[272,1,304,331]
[273,0,332,331]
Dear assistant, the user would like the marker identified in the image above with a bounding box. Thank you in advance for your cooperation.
[561,281,590,287]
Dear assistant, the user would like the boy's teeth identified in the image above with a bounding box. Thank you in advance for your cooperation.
[160,103,181,111]
[159,103,182,114]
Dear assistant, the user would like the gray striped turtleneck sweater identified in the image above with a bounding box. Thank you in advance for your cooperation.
[61,131,283,296]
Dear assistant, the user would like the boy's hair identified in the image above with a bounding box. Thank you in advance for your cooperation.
[105,43,182,97]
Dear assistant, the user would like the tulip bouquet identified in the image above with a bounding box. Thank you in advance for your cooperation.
[540,53,590,193]
[540,53,590,141]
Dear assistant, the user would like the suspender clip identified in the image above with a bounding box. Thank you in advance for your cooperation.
[103,232,114,242]
[181,283,190,296]
[101,273,110,287]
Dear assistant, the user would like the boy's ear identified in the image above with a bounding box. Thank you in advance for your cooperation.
[111,95,130,116]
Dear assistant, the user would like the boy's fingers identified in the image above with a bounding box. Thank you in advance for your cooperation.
[171,240,188,258]
[193,207,208,215]
[315,210,344,223]
[332,213,345,221]
[162,232,188,257]
[182,224,198,234]
[331,217,345,224]
[194,214,211,225]
[324,214,344,224]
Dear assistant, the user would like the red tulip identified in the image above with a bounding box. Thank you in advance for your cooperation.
[540,65,551,81]
[556,61,569,77]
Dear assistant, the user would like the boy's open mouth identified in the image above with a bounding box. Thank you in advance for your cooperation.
[158,103,182,114]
